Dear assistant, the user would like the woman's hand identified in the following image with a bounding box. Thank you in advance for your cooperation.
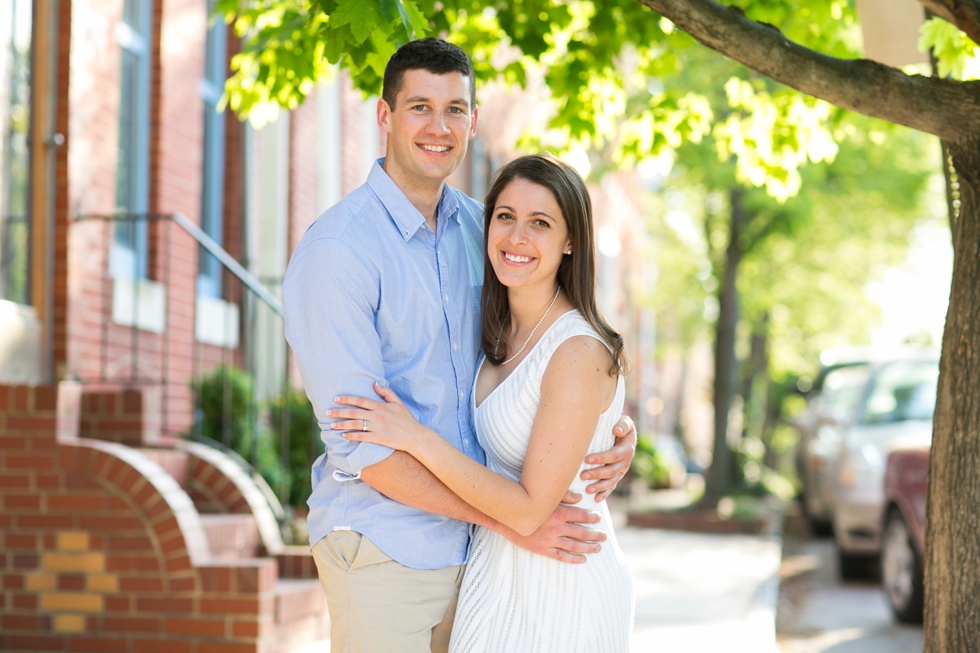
[328,383,429,455]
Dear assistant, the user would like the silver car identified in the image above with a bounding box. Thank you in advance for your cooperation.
[796,358,873,535]
[832,356,939,579]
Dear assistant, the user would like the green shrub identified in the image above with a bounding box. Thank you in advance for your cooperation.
[191,364,257,454]
[191,365,302,506]
[631,436,673,489]
[269,388,321,508]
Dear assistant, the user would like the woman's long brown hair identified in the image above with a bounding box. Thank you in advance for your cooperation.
[481,155,628,376]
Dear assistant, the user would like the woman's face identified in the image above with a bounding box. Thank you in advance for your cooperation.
[487,178,571,293]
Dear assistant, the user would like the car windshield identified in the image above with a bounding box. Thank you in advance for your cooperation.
[861,360,939,425]
[820,364,871,422]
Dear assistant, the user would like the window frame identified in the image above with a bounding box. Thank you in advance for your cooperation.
[196,4,226,299]
[111,0,153,280]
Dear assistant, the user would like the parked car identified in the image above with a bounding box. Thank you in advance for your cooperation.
[795,352,874,535]
[881,436,930,623]
[831,355,939,579]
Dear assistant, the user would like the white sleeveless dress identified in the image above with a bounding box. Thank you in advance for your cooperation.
[449,310,634,653]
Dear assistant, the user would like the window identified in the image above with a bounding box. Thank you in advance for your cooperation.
[861,360,939,425]
[112,0,152,279]
[820,364,871,423]
[197,3,226,299]
[0,0,32,305]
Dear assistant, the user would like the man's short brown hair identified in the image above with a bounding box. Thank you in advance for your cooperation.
[382,38,476,110]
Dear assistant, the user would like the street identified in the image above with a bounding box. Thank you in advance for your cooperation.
[776,510,924,653]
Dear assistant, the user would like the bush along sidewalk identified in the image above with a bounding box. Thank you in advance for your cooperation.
[191,365,320,510]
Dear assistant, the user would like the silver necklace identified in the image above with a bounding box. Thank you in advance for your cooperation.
[495,286,561,365]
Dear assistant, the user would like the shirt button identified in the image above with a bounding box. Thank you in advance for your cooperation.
[452,343,458,351]
[459,391,465,398]
[444,294,450,303]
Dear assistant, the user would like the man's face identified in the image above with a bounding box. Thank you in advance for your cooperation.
[379,69,478,189]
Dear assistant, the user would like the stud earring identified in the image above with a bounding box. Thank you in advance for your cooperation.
[564,249,572,255]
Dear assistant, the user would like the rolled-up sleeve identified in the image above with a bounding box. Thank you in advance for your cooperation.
[283,235,395,479]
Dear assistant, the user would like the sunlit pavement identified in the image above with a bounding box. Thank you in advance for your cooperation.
[292,517,787,653]
[776,518,924,653]
[618,526,783,653]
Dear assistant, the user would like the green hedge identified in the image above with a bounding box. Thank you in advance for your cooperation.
[191,365,319,509]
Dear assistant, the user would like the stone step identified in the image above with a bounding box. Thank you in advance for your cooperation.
[139,447,191,484]
[274,578,329,651]
[199,514,262,559]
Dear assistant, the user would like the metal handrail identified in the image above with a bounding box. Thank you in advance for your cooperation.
[75,211,284,317]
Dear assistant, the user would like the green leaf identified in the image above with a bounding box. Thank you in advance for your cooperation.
[331,0,386,45]
[918,17,980,80]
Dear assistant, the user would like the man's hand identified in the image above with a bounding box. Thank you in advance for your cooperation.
[503,494,607,564]
[582,415,636,502]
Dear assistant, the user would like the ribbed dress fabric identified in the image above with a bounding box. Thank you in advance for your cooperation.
[449,310,634,653]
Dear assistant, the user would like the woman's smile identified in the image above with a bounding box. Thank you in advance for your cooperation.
[488,178,570,292]
[502,251,535,265]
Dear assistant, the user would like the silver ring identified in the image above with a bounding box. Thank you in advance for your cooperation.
[362,419,368,432]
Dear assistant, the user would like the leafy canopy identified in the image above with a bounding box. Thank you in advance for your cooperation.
[216,0,859,191]
[215,0,973,199]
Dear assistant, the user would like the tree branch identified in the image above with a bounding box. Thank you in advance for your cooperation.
[638,0,980,143]
[918,0,980,46]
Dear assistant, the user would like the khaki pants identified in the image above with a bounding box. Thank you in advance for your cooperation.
[312,531,464,653]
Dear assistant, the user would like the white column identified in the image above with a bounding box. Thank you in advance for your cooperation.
[316,76,343,213]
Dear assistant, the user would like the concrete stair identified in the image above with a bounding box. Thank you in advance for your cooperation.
[199,514,262,558]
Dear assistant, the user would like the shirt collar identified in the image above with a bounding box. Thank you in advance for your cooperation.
[367,158,462,242]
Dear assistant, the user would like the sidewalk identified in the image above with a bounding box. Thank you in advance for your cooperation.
[295,520,784,653]
[620,526,783,653]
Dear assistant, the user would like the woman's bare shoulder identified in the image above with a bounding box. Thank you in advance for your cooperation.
[544,335,615,387]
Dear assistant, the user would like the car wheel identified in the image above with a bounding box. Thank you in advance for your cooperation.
[838,548,877,581]
[809,518,834,538]
[881,508,924,623]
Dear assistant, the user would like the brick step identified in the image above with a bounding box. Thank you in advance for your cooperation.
[139,447,191,484]
[274,578,329,651]
[199,514,262,558]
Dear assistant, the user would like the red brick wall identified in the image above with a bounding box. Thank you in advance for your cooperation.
[61,0,251,438]
[155,0,208,437]
[65,0,125,388]
[0,384,283,652]
[183,455,251,515]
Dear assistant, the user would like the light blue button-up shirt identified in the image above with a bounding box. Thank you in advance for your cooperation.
[283,160,486,570]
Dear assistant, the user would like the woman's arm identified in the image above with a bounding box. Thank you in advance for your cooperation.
[335,336,616,537]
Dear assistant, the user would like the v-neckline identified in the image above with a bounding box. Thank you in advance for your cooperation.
[473,309,577,410]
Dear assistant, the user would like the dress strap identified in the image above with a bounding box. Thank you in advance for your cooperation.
[524,310,611,380]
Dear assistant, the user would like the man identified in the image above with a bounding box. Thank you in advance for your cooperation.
[283,38,635,653]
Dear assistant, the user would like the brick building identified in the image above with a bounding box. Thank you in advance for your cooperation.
[0,1,653,650]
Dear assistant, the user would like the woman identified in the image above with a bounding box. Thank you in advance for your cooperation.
[330,155,634,651]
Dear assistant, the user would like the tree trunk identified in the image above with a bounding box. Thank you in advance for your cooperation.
[924,140,980,651]
[740,314,770,441]
[742,316,775,468]
[704,188,745,504]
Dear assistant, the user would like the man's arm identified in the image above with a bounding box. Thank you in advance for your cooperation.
[361,452,606,564]
[582,415,637,502]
